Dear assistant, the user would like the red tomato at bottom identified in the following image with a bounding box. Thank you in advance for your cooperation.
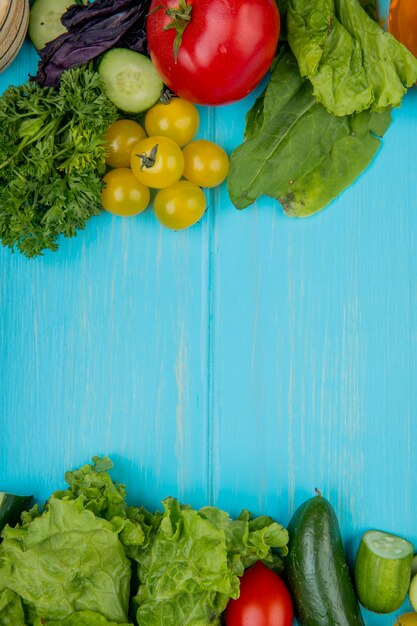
[226,562,293,626]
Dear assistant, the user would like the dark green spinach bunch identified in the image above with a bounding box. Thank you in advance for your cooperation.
[0,67,118,258]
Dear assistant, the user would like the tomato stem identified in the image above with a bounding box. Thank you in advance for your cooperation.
[163,0,192,63]
[136,144,159,171]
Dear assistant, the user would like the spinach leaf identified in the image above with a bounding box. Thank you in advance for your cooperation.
[287,0,417,116]
[228,50,391,216]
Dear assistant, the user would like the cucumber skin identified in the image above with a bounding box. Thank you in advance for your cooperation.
[0,494,32,532]
[354,534,413,613]
[285,495,364,626]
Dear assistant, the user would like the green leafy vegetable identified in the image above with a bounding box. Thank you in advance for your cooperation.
[52,456,152,559]
[133,497,288,626]
[0,589,26,625]
[0,67,118,258]
[287,0,417,116]
[37,611,132,626]
[0,458,288,625]
[0,498,131,623]
[228,49,391,216]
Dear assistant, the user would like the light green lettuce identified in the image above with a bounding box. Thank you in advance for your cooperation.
[0,458,289,625]
[0,589,26,626]
[287,0,417,116]
[34,611,132,625]
[0,497,131,623]
[133,497,288,626]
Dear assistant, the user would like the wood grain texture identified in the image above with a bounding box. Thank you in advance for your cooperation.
[1,2,417,623]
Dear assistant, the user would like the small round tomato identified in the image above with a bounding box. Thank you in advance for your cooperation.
[183,140,229,188]
[225,562,293,626]
[154,181,206,230]
[389,0,417,57]
[101,168,150,217]
[395,614,417,626]
[105,120,147,168]
[145,98,200,147]
[131,136,184,189]
[147,0,280,105]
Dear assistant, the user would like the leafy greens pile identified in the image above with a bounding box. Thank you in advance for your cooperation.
[0,67,117,258]
[228,0,417,217]
[0,457,288,625]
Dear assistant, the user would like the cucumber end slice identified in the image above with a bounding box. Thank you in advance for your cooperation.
[363,530,414,560]
[355,530,413,614]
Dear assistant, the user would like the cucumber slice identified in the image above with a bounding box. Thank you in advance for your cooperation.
[0,492,32,531]
[354,530,413,613]
[99,49,163,114]
[29,0,76,51]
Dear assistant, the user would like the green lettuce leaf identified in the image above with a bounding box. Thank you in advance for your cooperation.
[133,497,288,626]
[228,49,391,216]
[287,0,417,116]
[52,457,147,557]
[0,498,131,623]
[52,456,126,520]
[34,611,132,625]
[0,589,26,626]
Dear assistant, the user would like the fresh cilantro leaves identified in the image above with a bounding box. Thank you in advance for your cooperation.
[0,67,118,258]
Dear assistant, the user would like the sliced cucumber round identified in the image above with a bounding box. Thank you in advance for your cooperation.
[354,530,413,614]
[29,0,75,51]
[0,493,32,531]
[99,49,163,114]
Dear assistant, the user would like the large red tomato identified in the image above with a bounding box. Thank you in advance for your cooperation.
[225,562,293,626]
[146,0,280,105]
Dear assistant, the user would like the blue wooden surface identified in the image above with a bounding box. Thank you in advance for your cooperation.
[1,1,417,623]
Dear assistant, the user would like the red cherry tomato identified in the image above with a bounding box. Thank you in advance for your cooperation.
[226,562,293,626]
[146,0,280,106]
[389,0,417,58]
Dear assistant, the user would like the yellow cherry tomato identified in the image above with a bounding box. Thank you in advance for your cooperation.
[182,140,229,188]
[101,168,150,217]
[131,136,184,189]
[105,119,147,168]
[154,181,206,230]
[145,98,199,147]
[395,615,417,626]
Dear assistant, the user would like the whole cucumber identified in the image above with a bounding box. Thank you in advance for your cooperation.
[285,493,364,626]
